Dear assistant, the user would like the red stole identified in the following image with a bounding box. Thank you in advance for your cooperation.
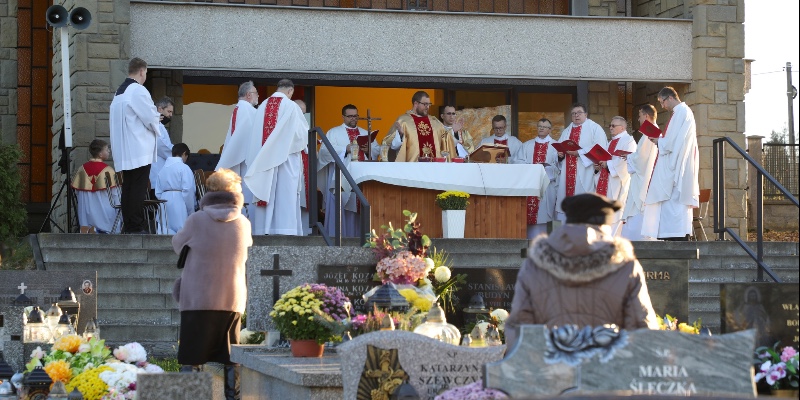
[261,97,283,145]
[494,138,509,162]
[346,127,366,161]
[565,125,582,197]
[526,141,549,225]
[302,150,309,208]
[256,97,284,207]
[595,137,620,196]
[231,106,239,135]
[410,115,436,158]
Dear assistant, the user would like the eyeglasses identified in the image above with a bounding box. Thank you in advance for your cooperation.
[609,124,623,128]
[571,111,586,116]
[443,112,457,115]
[344,114,359,118]
[537,126,552,129]
[416,102,432,107]
[493,126,506,131]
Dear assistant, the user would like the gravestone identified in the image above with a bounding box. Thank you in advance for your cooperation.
[640,260,689,324]
[720,283,799,349]
[0,270,97,372]
[246,246,374,332]
[135,372,213,400]
[317,264,378,314]
[485,325,756,397]
[338,330,505,400]
[451,268,516,328]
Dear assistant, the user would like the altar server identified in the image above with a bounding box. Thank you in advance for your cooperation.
[244,79,308,235]
[71,139,118,233]
[642,87,700,241]
[155,143,195,234]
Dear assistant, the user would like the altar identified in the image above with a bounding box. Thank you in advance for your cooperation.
[347,163,548,238]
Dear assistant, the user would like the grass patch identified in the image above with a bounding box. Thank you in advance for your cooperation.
[148,357,180,372]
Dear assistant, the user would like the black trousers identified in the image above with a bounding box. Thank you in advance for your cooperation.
[121,164,150,233]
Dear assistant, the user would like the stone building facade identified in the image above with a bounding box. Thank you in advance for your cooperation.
[0,0,748,237]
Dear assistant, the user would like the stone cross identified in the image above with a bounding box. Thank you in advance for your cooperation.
[17,283,27,295]
[259,254,293,304]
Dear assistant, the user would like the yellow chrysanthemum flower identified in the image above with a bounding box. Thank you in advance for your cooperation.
[413,297,432,312]
[66,365,112,400]
[398,289,419,302]
[44,359,72,386]
[53,334,84,354]
[678,323,698,334]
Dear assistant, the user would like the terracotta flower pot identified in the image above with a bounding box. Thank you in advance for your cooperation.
[289,339,324,357]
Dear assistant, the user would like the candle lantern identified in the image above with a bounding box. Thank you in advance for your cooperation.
[53,312,76,339]
[25,307,52,343]
[413,302,461,345]
[461,293,490,326]
[19,366,52,399]
[364,283,409,312]
[45,303,63,331]
[56,287,80,331]
[82,319,98,340]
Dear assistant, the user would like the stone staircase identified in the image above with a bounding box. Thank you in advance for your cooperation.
[35,234,798,356]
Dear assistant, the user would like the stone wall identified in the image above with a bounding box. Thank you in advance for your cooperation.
[0,0,17,144]
[587,81,620,133]
[145,70,184,144]
[634,0,690,18]
[49,0,131,229]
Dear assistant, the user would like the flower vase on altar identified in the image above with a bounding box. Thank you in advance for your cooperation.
[442,210,466,239]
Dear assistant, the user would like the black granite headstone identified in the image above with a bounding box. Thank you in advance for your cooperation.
[317,264,378,314]
[720,283,799,349]
[450,268,517,328]
[641,260,689,324]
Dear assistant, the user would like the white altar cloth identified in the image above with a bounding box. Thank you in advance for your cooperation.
[347,162,548,197]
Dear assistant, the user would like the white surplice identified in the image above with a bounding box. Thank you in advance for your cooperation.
[516,136,560,238]
[555,119,608,219]
[594,131,637,236]
[317,124,379,238]
[244,92,308,235]
[155,157,195,234]
[216,100,258,220]
[621,134,658,241]
[642,102,700,239]
[149,123,174,188]
[109,80,161,171]
[479,134,523,162]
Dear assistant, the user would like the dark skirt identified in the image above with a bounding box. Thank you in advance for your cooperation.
[178,310,241,365]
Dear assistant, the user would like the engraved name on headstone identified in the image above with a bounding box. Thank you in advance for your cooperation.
[640,260,689,324]
[721,283,799,349]
[317,264,377,314]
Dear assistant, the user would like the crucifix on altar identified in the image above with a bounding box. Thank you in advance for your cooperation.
[358,109,382,160]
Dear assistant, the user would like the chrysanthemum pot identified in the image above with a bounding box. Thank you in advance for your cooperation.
[442,210,466,238]
[289,340,324,357]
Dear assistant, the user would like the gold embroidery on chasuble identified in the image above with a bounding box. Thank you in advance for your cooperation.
[411,114,437,158]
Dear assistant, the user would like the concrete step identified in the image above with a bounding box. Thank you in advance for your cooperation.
[99,293,173,309]
[630,240,798,256]
[97,277,177,294]
[45,262,181,278]
[688,296,722,312]
[38,233,174,249]
[689,268,799,284]
[690,255,800,269]
[101,324,179,342]
[97,308,179,325]
[42,248,179,264]
[688,311,722,332]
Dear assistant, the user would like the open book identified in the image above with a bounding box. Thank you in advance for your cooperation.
[551,140,581,153]
[584,144,613,164]
[469,144,511,163]
[355,130,379,159]
[638,120,662,138]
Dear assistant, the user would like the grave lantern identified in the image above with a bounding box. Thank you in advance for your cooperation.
[47,381,68,399]
[25,306,52,343]
[0,357,14,397]
[53,312,76,338]
[19,366,52,399]
[461,293,490,326]
[56,287,80,331]
[67,388,83,400]
[364,283,409,312]
[413,302,461,345]
[0,381,14,399]
[45,303,63,331]
[83,319,98,340]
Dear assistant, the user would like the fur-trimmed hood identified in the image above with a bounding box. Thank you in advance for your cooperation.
[528,224,635,284]
[199,190,244,222]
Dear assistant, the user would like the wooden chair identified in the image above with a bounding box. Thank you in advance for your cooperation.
[104,172,123,234]
[193,169,208,204]
[692,189,712,241]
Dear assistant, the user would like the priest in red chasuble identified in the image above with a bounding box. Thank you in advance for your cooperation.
[554,103,608,222]
[383,91,456,162]
[514,119,560,239]
[593,116,637,236]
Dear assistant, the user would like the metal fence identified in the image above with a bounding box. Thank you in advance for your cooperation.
[762,143,799,200]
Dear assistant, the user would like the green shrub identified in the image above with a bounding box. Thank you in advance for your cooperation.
[0,143,27,244]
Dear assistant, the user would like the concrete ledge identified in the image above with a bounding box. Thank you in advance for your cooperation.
[231,346,343,387]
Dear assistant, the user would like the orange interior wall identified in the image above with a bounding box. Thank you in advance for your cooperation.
[314,87,440,143]
[184,84,239,105]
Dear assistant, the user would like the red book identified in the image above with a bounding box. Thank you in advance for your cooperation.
[612,149,632,157]
[584,144,613,164]
[638,120,662,138]
[551,140,581,153]
[356,130,379,159]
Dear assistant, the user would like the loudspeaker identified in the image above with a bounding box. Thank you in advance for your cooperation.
[69,7,92,30]
[45,5,68,28]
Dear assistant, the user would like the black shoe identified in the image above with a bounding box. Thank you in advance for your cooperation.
[224,365,241,400]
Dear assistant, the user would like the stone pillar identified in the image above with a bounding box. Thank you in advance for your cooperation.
[684,0,747,238]
[49,0,131,229]
[587,81,618,134]
[146,70,184,144]
[0,0,17,144]
[746,136,763,230]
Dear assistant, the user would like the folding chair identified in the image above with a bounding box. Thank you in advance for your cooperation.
[692,189,712,241]
[145,183,169,234]
[104,172,123,234]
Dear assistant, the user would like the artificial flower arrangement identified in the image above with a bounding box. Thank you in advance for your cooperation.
[365,210,437,310]
[315,303,424,338]
[434,380,508,400]
[656,314,702,334]
[435,191,470,210]
[754,343,799,390]
[25,335,163,400]
[463,308,510,344]
[427,247,467,314]
[270,283,350,344]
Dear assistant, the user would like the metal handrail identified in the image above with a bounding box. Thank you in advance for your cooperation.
[712,137,799,283]
[307,127,371,246]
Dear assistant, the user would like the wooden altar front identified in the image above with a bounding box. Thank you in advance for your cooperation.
[360,181,526,239]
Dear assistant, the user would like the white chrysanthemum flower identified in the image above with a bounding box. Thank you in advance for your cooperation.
[475,322,490,336]
[434,266,451,282]
[424,258,435,272]
[490,308,509,322]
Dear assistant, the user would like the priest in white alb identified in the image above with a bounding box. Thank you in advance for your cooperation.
[244,79,308,235]
[554,103,608,222]
[478,115,522,163]
[621,105,659,241]
[642,87,700,241]
[593,116,637,236]
[216,81,259,221]
[317,104,380,237]
[513,118,559,238]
